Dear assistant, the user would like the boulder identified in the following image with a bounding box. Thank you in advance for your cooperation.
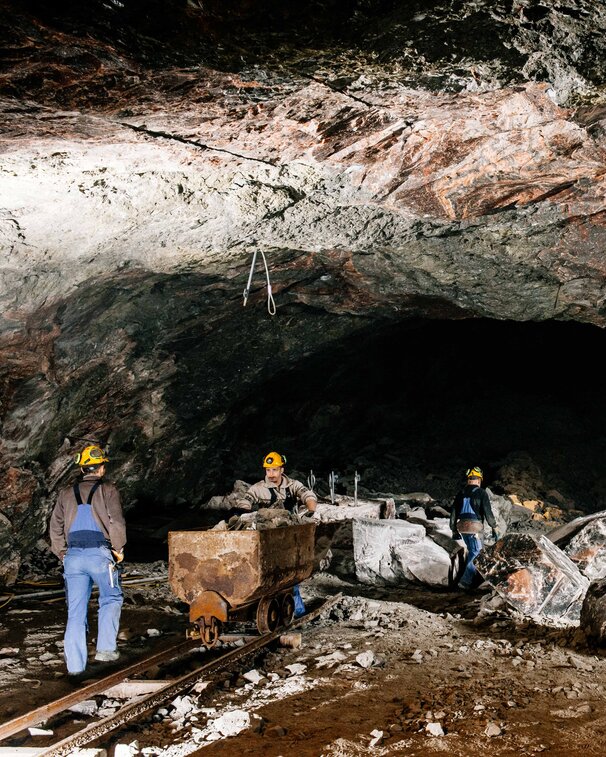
[476,533,589,625]
[563,517,606,580]
[353,518,461,588]
[580,579,606,644]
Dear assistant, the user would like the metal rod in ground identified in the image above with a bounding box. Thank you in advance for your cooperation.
[4,577,168,602]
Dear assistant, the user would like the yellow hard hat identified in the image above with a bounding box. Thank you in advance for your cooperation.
[74,444,109,467]
[466,466,483,480]
[263,451,286,468]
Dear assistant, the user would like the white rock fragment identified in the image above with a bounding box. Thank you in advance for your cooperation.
[426,722,444,736]
[411,649,424,663]
[68,700,98,716]
[243,669,265,684]
[355,650,382,668]
[315,650,348,668]
[209,710,263,737]
[114,740,140,757]
[28,726,54,736]
[285,663,307,676]
[170,695,194,719]
[369,729,384,747]
[146,628,161,637]
[485,722,502,737]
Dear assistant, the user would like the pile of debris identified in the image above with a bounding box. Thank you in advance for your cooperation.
[477,510,606,634]
[210,508,305,531]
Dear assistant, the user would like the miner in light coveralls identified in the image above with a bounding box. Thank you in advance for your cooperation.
[50,444,126,676]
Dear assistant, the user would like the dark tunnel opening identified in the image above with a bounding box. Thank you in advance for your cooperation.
[125,317,606,562]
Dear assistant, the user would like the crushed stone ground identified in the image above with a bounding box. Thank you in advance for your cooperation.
[2,565,606,756]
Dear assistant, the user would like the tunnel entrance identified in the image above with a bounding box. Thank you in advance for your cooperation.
[126,316,606,563]
[223,317,606,506]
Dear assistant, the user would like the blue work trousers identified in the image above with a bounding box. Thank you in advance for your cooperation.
[293,584,305,617]
[459,533,483,589]
[63,546,123,674]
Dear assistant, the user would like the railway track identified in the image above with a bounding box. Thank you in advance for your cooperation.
[0,593,341,756]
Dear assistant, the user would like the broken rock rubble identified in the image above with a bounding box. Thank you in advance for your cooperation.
[477,512,606,627]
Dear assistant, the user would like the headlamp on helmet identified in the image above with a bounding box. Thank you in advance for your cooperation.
[74,445,109,467]
[466,466,483,480]
[263,451,286,468]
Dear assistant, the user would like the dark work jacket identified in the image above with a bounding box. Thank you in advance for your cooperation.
[450,484,497,532]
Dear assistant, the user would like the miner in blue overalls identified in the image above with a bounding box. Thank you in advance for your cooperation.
[50,444,126,676]
[450,466,498,590]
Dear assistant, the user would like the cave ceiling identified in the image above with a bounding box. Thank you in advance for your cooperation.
[2,0,606,582]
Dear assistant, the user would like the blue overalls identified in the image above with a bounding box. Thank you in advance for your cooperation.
[63,480,123,674]
[458,491,483,590]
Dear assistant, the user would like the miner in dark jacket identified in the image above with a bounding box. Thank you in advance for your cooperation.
[450,466,498,590]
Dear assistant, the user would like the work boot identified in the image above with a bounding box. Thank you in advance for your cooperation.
[94,650,120,662]
[65,670,88,686]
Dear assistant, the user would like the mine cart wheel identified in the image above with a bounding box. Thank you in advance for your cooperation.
[201,616,221,647]
[256,596,280,634]
[280,592,295,627]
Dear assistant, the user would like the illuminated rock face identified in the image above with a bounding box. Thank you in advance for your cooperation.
[3,0,606,583]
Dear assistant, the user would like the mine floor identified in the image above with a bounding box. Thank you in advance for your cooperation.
[1,564,605,756]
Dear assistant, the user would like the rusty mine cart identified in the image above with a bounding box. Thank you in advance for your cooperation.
[168,523,316,645]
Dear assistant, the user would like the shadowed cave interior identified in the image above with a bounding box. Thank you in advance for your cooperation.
[124,317,606,561]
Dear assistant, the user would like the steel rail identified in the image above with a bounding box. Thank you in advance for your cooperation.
[0,638,197,741]
[39,594,341,757]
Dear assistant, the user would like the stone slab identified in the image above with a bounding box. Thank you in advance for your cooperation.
[353,518,458,587]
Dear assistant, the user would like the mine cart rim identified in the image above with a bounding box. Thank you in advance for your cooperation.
[256,595,281,634]
[280,592,295,627]
[201,616,221,647]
